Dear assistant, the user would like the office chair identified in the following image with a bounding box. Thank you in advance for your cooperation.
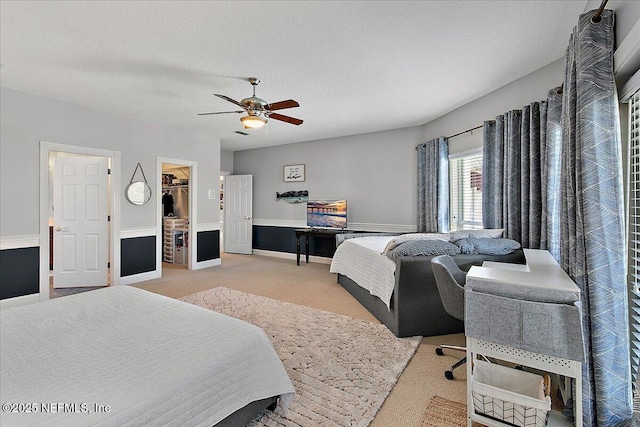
[431,255,467,380]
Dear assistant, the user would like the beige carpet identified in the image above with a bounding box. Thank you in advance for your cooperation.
[181,286,421,427]
[51,253,471,425]
[131,253,471,426]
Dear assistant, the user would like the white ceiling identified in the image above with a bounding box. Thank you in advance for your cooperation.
[0,1,589,152]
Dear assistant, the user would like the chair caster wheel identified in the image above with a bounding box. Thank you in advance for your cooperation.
[436,348,444,356]
[445,370,454,380]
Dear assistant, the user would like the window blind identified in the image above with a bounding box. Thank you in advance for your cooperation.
[449,153,483,231]
[628,88,640,386]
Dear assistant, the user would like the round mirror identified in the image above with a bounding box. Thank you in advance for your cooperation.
[125,181,152,205]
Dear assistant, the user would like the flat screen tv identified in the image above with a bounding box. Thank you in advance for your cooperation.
[306,200,347,229]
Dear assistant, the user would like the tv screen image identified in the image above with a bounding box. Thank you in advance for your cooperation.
[306,200,347,229]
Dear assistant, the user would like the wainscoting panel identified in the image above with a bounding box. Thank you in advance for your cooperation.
[253,226,297,254]
[197,230,220,262]
[121,236,156,277]
[0,246,39,299]
[252,225,335,258]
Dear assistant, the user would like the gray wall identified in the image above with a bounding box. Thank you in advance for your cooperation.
[234,126,423,228]
[234,59,565,230]
[615,1,640,44]
[221,149,234,174]
[0,87,221,236]
[423,59,565,156]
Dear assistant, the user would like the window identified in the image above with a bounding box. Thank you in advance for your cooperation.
[628,88,640,386]
[449,151,483,231]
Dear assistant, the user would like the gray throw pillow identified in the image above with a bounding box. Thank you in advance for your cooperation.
[387,239,461,262]
[453,237,521,255]
[453,238,475,254]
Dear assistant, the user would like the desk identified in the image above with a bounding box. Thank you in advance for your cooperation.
[467,249,580,302]
[294,228,347,266]
[465,249,583,427]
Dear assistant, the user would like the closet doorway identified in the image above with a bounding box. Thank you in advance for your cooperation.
[161,163,191,272]
[156,157,197,276]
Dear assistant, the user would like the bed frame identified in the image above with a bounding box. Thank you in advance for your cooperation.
[216,397,278,426]
[338,250,526,338]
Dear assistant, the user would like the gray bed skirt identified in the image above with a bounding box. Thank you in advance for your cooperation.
[215,396,278,427]
[337,250,526,338]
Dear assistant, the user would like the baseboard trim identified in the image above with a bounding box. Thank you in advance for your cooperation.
[120,228,156,239]
[252,219,415,233]
[0,293,41,309]
[0,235,40,250]
[348,223,416,233]
[196,223,220,232]
[253,219,306,228]
[119,270,161,285]
[252,249,332,265]
[193,258,221,270]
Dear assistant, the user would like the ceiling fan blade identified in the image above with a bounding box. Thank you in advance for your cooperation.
[197,110,244,116]
[266,99,299,111]
[269,112,303,125]
[214,94,245,108]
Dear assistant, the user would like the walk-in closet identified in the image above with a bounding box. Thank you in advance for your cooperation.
[162,164,190,269]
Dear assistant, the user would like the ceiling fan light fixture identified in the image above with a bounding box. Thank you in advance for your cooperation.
[240,115,267,129]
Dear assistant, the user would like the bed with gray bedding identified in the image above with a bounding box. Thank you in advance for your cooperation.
[331,233,525,338]
[0,286,294,427]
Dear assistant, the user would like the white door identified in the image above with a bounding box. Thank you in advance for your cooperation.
[53,155,109,288]
[224,174,253,254]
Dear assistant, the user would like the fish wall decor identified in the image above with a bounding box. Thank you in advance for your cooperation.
[276,190,309,204]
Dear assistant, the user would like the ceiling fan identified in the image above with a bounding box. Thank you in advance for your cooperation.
[198,78,303,129]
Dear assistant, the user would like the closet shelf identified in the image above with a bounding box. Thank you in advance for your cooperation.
[163,218,188,264]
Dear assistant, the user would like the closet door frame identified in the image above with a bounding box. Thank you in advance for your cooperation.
[156,157,197,274]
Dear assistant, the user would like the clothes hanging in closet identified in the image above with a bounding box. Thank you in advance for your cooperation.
[162,192,174,216]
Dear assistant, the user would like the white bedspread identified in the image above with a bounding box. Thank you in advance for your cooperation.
[329,235,397,309]
[0,286,295,427]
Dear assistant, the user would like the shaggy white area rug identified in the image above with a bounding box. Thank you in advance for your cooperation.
[180,286,421,427]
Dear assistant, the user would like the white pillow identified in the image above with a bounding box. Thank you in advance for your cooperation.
[382,233,450,255]
[449,228,504,241]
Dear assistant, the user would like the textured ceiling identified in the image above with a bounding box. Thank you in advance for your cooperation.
[0,1,589,151]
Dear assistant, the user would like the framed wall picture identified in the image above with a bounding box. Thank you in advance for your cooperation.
[284,164,305,182]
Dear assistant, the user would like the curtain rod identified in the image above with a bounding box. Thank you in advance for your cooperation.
[592,0,609,23]
[556,0,609,94]
[447,125,483,139]
[416,124,484,149]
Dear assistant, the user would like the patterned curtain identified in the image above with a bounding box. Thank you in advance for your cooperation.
[481,121,503,230]
[417,137,449,232]
[541,89,563,261]
[482,102,550,248]
[560,10,632,426]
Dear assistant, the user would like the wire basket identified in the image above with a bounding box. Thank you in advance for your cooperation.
[471,359,551,427]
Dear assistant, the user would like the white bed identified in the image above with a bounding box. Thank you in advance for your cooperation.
[329,235,397,309]
[0,286,294,427]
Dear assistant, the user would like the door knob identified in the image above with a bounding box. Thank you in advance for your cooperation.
[244,216,251,220]
[55,227,62,231]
